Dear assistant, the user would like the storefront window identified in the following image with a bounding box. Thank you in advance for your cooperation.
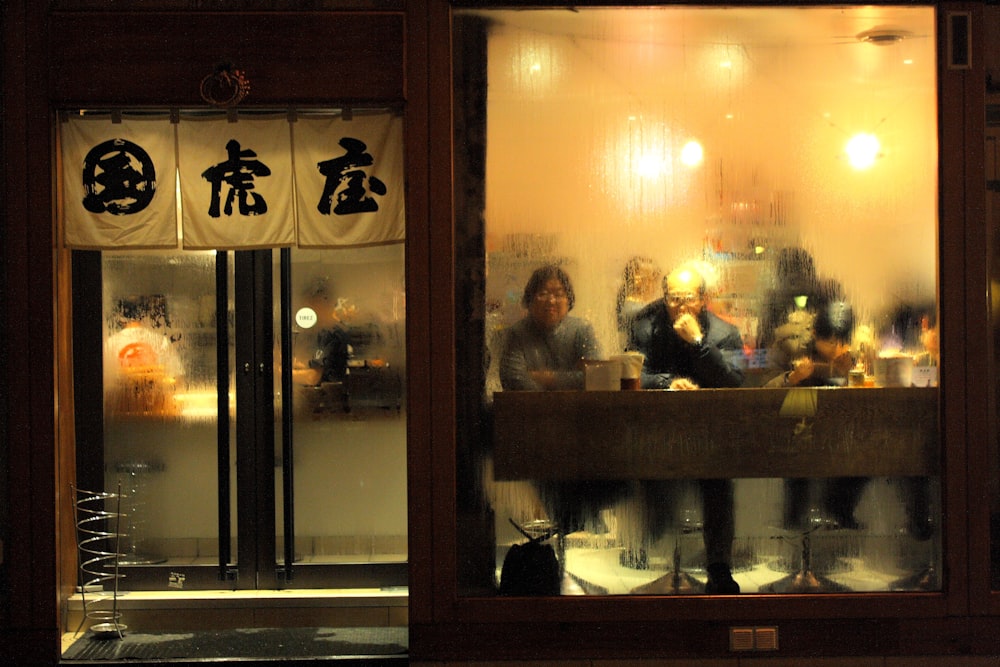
[454,5,940,596]
[65,107,408,592]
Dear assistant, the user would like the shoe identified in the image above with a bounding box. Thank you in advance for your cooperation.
[705,563,740,595]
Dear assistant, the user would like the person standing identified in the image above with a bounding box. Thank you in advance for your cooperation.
[627,262,745,594]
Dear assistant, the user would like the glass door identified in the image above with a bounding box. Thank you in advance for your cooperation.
[72,243,407,591]
[277,244,408,588]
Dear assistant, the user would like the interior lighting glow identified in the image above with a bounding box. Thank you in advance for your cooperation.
[845,133,881,170]
[635,153,666,178]
[680,140,704,167]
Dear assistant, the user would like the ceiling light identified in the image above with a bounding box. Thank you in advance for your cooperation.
[680,140,703,167]
[845,133,881,170]
[856,28,913,46]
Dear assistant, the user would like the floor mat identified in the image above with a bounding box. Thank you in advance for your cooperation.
[62,626,408,661]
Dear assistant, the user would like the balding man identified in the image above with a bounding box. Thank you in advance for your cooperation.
[627,263,745,594]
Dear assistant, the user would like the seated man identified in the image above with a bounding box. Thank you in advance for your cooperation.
[627,262,745,594]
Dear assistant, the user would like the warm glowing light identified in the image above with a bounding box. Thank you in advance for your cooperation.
[720,60,733,69]
[845,133,881,170]
[725,113,734,120]
[529,62,542,73]
[680,140,704,167]
[635,153,667,178]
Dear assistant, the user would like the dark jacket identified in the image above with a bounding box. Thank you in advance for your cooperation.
[627,301,745,389]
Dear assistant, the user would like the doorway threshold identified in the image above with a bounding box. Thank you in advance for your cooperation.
[65,587,408,633]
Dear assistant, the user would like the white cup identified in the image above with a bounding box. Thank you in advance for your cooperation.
[583,360,621,391]
[610,352,645,390]
[874,355,913,387]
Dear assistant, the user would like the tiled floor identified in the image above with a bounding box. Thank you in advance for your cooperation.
[562,544,933,595]
[497,525,939,595]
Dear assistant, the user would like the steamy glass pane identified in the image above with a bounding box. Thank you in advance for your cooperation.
[455,5,940,596]
[102,251,222,566]
[282,245,408,566]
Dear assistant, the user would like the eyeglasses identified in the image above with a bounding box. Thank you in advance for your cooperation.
[666,292,701,307]
[535,290,569,302]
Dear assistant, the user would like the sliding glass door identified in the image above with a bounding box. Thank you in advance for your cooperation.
[73,244,407,591]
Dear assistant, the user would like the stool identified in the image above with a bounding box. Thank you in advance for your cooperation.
[627,496,707,595]
[115,461,167,565]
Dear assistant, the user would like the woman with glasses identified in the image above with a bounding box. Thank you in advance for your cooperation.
[497,264,624,565]
[499,264,600,391]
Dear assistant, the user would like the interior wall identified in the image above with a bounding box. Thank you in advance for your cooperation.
[481,6,938,354]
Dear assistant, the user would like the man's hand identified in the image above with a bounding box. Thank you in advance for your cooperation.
[669,377,699,390]
[831,351,854,376]
[787,357,815,386]
[673,312,703,345]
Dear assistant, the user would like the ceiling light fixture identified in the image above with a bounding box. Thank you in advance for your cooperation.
[855,28,913,46]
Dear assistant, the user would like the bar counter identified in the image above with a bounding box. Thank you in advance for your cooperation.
[491,387,938,480]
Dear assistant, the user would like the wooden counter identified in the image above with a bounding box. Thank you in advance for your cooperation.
[491,387,938,480]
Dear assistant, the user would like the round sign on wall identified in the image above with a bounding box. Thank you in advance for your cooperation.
[295,307,318,329]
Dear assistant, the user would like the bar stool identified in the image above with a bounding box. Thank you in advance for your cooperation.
[115,461,167,565]
[762,499,855,593]
[625,484,706,595]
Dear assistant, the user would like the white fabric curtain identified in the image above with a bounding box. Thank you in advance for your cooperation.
[177,115,295,250]
[61,110,405,250]
[293,112,405,247]
[61,115,178,249]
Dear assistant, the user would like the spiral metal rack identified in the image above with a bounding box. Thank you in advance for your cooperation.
[73,484,127,638]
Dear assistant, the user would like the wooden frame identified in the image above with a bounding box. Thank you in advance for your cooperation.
[408,0,993,661]
[3,0,1000,662]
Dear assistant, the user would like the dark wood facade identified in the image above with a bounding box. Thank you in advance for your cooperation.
[2,1,998,664]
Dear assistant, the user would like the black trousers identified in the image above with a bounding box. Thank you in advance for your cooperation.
[640,479,735,568]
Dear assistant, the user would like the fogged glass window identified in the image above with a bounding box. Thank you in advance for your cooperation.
[102,251,221,565]
[454,6,940,597]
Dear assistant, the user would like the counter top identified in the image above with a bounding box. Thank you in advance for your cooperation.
[491,387,938,480]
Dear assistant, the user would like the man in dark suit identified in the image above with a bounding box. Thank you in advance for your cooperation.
[628,263,745,594]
